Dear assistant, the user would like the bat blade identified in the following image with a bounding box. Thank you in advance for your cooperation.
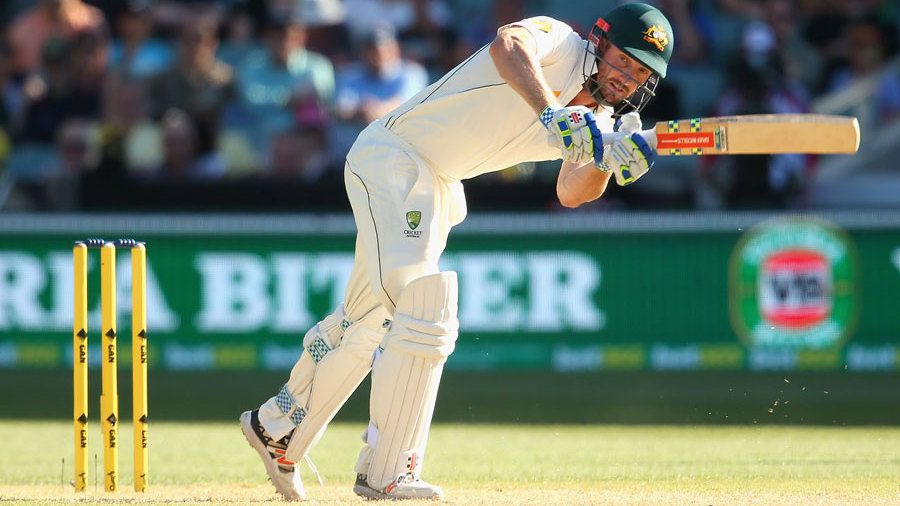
[653,114,860,156]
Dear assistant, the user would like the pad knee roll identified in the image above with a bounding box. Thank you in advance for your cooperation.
[384,271,459,358]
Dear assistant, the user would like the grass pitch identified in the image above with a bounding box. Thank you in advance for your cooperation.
[0,421,897,505]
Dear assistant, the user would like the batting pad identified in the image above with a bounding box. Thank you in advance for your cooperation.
[258,304,390,462]
[359,272,459,490]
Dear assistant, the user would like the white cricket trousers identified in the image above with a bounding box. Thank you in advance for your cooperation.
[342,122,467,321]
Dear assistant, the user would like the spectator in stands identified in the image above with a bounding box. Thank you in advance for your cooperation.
[16,39,63,143]
[43,118,97,209]
[343,0,454,77]
[108,0,173,80]
[717,0,763,18]
[218,4,263,68]
[266,126,333,183]
[279,0,348,63]
[4,115,98,210]
[0,41,18,136]
[343,0,452,41]
[266,128,304,178]
[153,108,225,182]
[333,25,428,152]
[765,0,822,94]
[877,79,900,127]
[56,118,95,172]
[698,21,811,209]
[799,1,854,92]
[67,31,108,118]
[827,16,900,124]
[97,79,164,177]
[458,0,525,52]
[7,0,106,76]
[399,0,457,77]
[830,17,888,85]
[20,30,106,144]
[236,13,334,149]
[142,0,224,33]
[657,0,714,66]
[148,18,236,125]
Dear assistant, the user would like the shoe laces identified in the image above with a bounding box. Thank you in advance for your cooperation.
[304,455,324,487]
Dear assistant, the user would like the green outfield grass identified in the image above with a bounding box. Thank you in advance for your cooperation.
[3,370,900,425]
[1,371,898,503]
[0,421,898,505]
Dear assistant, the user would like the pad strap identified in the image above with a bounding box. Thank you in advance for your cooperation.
[275,384,308,426]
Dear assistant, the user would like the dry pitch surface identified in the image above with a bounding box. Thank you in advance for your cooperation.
[0,421,897,505]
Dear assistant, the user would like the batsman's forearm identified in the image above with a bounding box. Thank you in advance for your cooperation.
[490,28,560,115]
[556,161,611,208]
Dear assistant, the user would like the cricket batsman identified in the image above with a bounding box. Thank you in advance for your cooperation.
[241,3,673,500]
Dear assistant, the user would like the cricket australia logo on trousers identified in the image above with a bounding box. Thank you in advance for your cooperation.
[405,211,422,238]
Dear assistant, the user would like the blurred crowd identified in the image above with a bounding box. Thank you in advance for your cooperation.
[0,0,897,211]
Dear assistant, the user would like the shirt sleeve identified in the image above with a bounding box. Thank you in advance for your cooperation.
[498,16,575,65]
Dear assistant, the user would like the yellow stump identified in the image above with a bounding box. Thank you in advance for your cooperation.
[131,244,149,492]
[100,243,118,492]
[72,243,88,492]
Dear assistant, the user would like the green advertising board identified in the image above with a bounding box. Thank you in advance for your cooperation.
[0,212,898,372]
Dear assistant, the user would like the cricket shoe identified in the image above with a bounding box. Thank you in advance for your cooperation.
[240,410,306,501]
[353,474,443,501]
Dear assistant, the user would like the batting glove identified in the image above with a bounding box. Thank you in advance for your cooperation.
[599,132,657,186]
[541,106,602,165]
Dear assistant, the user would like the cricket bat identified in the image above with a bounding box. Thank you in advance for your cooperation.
[631,114,860,156]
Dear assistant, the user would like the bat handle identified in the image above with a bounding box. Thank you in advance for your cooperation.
[601,129,659,150]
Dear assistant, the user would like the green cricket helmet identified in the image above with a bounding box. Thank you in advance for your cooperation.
[583,2,674,116]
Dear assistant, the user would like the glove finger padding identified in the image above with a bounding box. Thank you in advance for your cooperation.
[632,132,656,163]
[584,111,605,168]
[543,106,598,165]
[567,126,595,164]
[608,132,656,186]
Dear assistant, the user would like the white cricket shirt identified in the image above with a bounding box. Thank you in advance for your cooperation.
[378,17,614,181]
